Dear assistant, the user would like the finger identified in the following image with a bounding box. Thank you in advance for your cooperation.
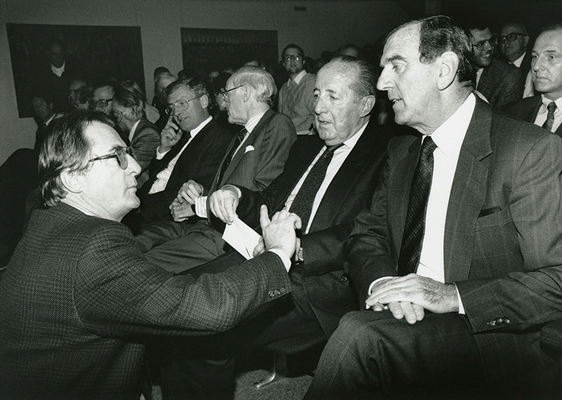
[291,213,302,230]
[399,301,419,325]
[253,237,265,257]
[387,301,405,320]
[259,205,270,229]
[209,197,227,223]
[412,304,425,322]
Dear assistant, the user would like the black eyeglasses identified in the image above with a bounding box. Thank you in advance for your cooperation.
[220,85,243,101]
[166,95,203,115]
[498,32,527,44]
[472,37,497,51]
[88,147,135,170]
[91,98,113,108]
[283,54,302,63]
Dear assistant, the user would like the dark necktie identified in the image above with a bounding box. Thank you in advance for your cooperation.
[290,143,343,230]
[218,128,247,185]
[543,102,557,132]
[398,136,437,276]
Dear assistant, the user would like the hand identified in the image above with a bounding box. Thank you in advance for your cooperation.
[209,186,240,224]
[365,274,459,324]
[260,205,302,260]
[177,180,203,205]
[253,237,265,257]
[169,198,195,222]
[160,117,182,153]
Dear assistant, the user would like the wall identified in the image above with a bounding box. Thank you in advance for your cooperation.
[0,0,408,164]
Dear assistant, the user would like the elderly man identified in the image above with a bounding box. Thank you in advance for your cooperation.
[278,44,316,133]
[132,77,231,227]
[91,79,117,115]
[304,16,562,400]
[137,66,296,272]
[467,22,522,108]
[0,111,298,400]
[503,23,562,137]
[499,21,534,97]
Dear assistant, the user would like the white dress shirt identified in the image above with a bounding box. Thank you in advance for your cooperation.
[533,96,562,133]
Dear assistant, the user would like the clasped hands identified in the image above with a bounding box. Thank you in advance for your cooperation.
[169,180,204,222]
[366,274,459,324]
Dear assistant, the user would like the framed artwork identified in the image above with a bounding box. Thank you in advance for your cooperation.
[7,23,144,118]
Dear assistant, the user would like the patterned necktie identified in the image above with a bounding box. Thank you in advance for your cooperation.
[290,143,343,230]
[398,136,437,276]
[543,102,557,132]
[218,128,247,185]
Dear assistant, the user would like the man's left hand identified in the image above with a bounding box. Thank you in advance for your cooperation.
[169,198,195,222]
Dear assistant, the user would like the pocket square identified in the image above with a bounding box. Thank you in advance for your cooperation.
[478,206,502,218]
[244,145,255,154]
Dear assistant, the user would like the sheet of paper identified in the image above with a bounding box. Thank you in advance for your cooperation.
[222,216,261,260]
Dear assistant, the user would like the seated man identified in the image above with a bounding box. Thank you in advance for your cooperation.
[502,23,562,137]
[0,110,298,400]
[138,66,296,272]
[304,16,562,400]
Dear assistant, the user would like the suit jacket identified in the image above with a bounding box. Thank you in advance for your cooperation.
[137,119,231,222]
[477,58,521,109]
[209,109,296,193]
[0,202,291,400]
[215,119,394,336]
[348,97,562,376]
[131,117,161,187]
[502,95,562,138]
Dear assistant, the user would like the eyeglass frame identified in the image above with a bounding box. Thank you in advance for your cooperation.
[88,146,135,170]
[91,98,113,108]
[471,37,497,51]
[498,32,527,45]
[283,54,303,63]
[220,85,244,102]
[165,94,204,115]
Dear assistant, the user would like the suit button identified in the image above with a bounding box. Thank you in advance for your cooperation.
[274,289,281,295]
[340,275,348,282]
[502,317,511,325]
[487,320,496,327]
[268,291,275,298]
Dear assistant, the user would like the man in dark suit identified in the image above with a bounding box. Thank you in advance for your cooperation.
[138,66,297,272]
[499,21,534,98]
[502,24,562,137]
[467,23,522,109]
[305,16,562,400]
[0,111,299,400]
[132,77,231,226]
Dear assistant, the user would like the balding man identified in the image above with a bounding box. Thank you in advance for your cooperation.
[499,21,534,97]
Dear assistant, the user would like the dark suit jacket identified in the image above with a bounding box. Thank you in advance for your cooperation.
[502,95,562,138]
[215,119,394,336]
[477,58,522,109]
[137,119,231,222]
[348,97,562,378]
[131,117,161,187]
[0,202,291,400]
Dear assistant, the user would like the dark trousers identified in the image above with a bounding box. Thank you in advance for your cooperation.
[304,310,559,400]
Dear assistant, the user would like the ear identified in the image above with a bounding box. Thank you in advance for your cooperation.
[359,95,376,117]
[242,86,251,103]
[199,94,209,109]
[60,170,83,194]
[437,51,459,91]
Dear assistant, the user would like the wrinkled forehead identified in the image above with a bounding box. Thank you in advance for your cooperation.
[535,29,562,50]
[86,121,125,154]
[500,24,526,36]
[382,24,420,64]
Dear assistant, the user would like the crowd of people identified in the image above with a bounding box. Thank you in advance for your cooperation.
[1,13,562,400]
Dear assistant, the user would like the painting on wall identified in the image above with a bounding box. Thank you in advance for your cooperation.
[180,27,280,81]
[6,23,145,118]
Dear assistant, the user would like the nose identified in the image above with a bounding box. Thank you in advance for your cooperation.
[313,94,325,115]
[376,66,391,92]
[127,154,142,176]
[532,55,543,72]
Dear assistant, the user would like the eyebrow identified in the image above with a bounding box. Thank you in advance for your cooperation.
[380,54,407,67]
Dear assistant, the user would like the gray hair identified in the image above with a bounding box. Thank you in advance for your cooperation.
[229,66,277,107]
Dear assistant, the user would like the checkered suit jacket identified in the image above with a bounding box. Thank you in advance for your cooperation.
[0,203,291,399]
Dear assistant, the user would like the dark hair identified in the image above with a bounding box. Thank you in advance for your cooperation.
[39,111,115,206]
[323,55,378,98]
[93,79,118,92]
[282,44,305,59]
[113,81,145,119]
[31,89,54,105]
[390,15,476,89]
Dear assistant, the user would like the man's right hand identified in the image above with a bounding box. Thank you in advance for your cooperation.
[209,185,240,224]
[260,205,301,261]
[177,180,204,205]
[159,116,182,153]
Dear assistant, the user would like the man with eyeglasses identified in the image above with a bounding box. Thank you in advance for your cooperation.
[499,22,534,98]
[467,23,522,109]
[132,77,231,227]
[0,110,300,400]
[91,79,117,115]
[503,23,562,137]
[278,43,317,133]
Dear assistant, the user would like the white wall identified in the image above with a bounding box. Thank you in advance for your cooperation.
[0,0,408,163]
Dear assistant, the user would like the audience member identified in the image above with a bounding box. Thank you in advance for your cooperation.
[75,85,93,110]
[304,15,562,400]
[337,43,362,58]
[91,79,117,115]
[503,23,562,137]
[67,78,87,110]
[467,22,522,108]
[0,110,298,400]
[499,21,534,97]
[112,82,161,187]
[31,91,59,148]
[137,66,296,272]
[132,77,231,226]
[120,79,160,126]
[209,71,239,134]
[153,70,177,129]
[278,44,316,133]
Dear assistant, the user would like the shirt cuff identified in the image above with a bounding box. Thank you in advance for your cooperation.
[195,196,208,218]
[454,283,466,314]
[368,276,393,296]
[155,146,169,160]
[268,249,292,272]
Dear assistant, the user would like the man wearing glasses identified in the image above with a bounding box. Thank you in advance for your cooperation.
[0,110,299,400]
[278,44,317,133]
[499,22,534,98]
[467,22,522,109]
[132,77,231,226]
[91,80,117,115]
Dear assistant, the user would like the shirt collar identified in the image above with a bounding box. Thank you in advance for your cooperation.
[51,62,65,77]
[427,93,475,157]
[190,116,212,138]
[339,121,369,150]
[540,95,562,113]
[245,110,268,133]
[291,70,308,85]
[513,52,526,68]
[128,119,141,143]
